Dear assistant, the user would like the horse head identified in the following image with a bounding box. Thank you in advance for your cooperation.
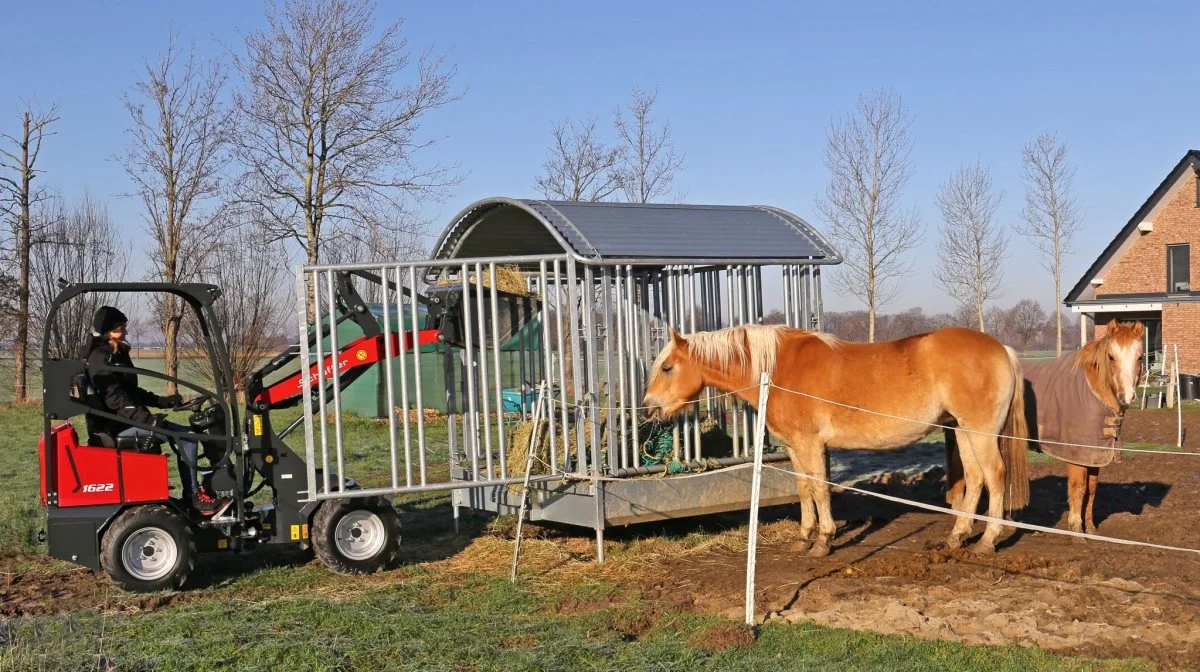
[1101,319,1145,407]
[642,329,705,421]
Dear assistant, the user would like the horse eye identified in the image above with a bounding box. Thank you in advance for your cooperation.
[662,364,673,373]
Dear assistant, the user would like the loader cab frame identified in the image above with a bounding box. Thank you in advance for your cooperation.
[40,282,241,507]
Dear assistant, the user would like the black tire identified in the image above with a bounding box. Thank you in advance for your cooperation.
[310,497,401,574]
[99,505,196,592]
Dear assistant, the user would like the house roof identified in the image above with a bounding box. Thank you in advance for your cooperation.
[430,197,842,266]
[1065,149,1200,305]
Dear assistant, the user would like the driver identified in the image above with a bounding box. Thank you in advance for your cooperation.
[86,306,223,514]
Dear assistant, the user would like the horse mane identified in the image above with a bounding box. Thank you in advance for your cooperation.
[659,324,840,380]
[654,324,782,379]
[1073,332,1122,413]
[807,330,842,349]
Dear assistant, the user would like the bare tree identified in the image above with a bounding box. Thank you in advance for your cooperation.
[762,309,786,325]
[185,222,290,400]
[1006,298,1046,353]
[0,103,60,402]
[1018,132,1081,356]
[613,87,684,203]
[534,118,621,202]
[231,0,460,277]
[933,162,1007,332]
[30,193,129,359]
[816,88,922,342]
[119,37,230,394]
[889,307,929,339]
[322,218,430,304]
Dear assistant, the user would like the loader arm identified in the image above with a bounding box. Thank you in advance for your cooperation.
[253,329,441,409]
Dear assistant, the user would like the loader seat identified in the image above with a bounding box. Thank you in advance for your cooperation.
[73,372,159,452]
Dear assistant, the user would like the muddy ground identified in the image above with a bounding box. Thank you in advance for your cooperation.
[626,408,1200,669]
[3,408,1198,669]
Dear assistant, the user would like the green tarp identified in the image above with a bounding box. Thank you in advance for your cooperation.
[313,303,545,417]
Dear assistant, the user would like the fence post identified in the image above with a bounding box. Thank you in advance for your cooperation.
[745,371,772,626]
[1176,344,1182,448]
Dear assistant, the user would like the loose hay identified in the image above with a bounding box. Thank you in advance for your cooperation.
[432,264,537,298]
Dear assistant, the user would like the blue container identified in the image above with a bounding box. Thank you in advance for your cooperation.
[502,388,538,413]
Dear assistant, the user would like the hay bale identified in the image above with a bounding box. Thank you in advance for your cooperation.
[433,264,537,298]
[503,418,589,479]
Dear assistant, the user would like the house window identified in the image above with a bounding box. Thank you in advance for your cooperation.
[1168,244,1190,292]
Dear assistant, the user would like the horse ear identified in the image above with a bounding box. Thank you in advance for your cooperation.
[1105,318,1118,329]
[1132,321,1144,337]
[670,328,688,351]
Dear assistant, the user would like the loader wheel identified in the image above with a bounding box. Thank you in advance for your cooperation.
[99,505,196,592]
[311,497,401,574]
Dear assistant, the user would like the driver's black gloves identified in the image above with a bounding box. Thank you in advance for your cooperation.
[157,393,184,409]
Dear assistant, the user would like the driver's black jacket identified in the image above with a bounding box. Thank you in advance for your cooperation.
[86,340,171,433]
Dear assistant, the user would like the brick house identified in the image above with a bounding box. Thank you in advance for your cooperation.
[1065,149,1200,373]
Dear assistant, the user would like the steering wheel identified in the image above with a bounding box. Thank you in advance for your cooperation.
[175,395,214,412]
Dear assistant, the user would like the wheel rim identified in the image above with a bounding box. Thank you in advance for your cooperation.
[333,510,387,561]
[120,526,179,581]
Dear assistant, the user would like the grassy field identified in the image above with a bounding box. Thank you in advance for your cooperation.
[0,399,1162,672]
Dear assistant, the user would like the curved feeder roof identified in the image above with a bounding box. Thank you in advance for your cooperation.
[432,197,841,267]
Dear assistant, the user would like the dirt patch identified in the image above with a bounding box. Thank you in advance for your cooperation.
[689,620,756,652]
[0,562,107,617]
[609,603,666,642]
[0,560,200,618]
[611,408,1200,670]
[498,634,540,649]
[555,593,625,616]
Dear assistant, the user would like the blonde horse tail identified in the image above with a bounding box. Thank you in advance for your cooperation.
[1001,345,1030,512]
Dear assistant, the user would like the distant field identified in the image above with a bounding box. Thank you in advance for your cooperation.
[0,354,272,405]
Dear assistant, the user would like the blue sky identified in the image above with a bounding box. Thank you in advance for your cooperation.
[2,0,1197,315]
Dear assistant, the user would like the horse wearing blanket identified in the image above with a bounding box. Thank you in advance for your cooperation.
[642,325,1030,558]
[947,319,1143,534]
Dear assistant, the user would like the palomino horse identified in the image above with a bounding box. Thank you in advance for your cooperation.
[642,324,1030,557]
[947,319,1143,535]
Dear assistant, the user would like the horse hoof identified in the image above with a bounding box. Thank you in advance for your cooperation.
[944,535,964,550]
[971,542,995,555]
[789,540,812,553]
[807,542,831,558]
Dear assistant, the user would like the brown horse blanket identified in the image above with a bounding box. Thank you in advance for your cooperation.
[1022,354,1122,468]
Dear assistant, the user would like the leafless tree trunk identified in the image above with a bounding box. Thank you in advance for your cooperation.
[230,0,460,288]
[535,118,621,202]
[0,103,60,402]
[185,222,289,401]
[119,37,230,395]
[933,162,1007,332]
[816,88,922,342]
[1018,132,1081,356]
[613,87,684,203]
[30,193,128,359]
